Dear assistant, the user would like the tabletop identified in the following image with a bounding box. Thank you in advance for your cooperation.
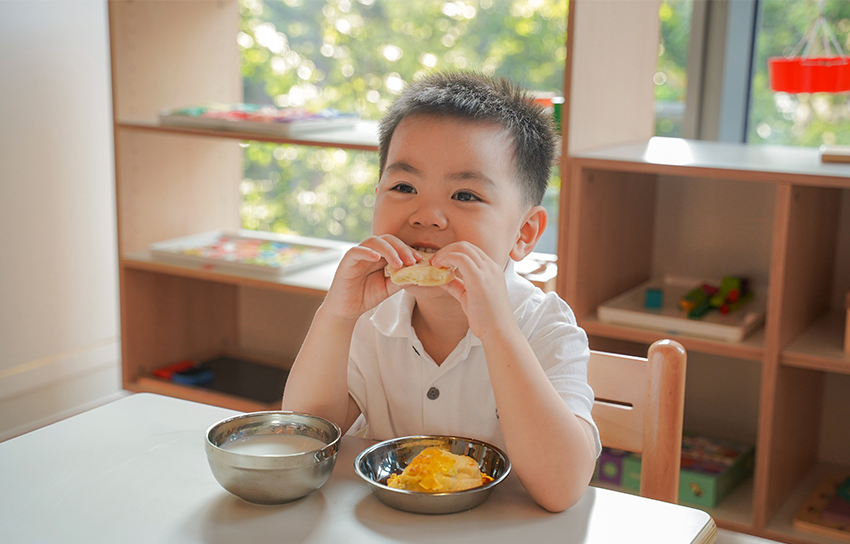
[0,393,716,543]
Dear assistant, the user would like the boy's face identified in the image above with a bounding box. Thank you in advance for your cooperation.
[373,113,530,271]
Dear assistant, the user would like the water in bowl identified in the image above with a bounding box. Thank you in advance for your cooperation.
[222,434,326,456]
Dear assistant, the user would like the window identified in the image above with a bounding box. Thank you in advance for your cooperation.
[747,0,850,147]
[238,0,568,253]
[655,0,850,146]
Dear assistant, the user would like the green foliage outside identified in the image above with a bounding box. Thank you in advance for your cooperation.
[655,0,692,138]
[748,0,850,147]
[238,0,568,250]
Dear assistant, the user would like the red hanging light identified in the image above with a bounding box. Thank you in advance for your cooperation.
[768,1,850,93]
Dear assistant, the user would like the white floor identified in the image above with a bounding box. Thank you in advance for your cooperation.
[717,528,781,544]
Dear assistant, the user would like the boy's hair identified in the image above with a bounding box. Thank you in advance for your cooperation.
[378,71,558,207]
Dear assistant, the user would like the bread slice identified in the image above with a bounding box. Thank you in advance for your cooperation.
[386,253,455,286]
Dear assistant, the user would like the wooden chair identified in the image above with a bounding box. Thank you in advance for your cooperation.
[587,339,687,503]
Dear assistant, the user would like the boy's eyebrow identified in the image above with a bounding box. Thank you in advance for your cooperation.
[384,161,422,176]
[447,170,496,188]
[385,161,496,188]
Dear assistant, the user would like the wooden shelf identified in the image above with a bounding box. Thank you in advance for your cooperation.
[117,120,379,151]
[782,311,850,374]
[122,246,349,297]
[563,135,850,544]
[581,316,766,362]
[572,137,850,188]
[130,376,277,413]
[763,462,850,544]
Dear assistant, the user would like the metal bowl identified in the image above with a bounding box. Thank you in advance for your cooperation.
[205,411,340,504]
[354,435,511,514]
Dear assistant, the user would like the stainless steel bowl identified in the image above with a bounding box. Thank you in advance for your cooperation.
[205,411,340,504]
[354,435,511,514]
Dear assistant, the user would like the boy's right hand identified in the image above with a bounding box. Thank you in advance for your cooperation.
[323,235,421,321]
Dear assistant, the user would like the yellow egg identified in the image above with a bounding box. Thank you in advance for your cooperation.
[387,447,491,493]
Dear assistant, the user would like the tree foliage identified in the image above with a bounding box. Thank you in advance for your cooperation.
[237,0,567,248]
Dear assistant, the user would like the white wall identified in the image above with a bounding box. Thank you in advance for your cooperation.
[0,0,125,441]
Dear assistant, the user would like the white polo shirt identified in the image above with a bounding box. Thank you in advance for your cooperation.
[347,262,600,455]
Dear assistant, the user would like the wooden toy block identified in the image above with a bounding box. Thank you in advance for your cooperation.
[644,287,663,309]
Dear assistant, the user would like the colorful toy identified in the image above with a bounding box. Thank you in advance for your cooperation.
[710,276,753,315]
[679,283,718,314]
[644,287,664,309]
[680,277,754,319]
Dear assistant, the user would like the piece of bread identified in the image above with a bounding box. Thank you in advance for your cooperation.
[387,447,490,492]
[386,253,455,286]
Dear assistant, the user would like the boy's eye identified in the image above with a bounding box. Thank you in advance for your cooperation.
[453,191,481,202]
[391,182,416,194]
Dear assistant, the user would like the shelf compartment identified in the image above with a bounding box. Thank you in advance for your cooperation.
[133,353,289,413]
[764,462,850,544]
[783,311,850,374]
[116,120,380,151]
[597,275,766,343]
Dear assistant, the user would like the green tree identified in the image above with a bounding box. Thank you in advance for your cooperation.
[655,0,692,137]
[237,0,567,249]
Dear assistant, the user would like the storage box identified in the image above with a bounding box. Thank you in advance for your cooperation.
[621,434,755,508]
[593,447,631,486]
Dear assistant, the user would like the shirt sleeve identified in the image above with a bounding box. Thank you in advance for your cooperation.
[526,293,602,457]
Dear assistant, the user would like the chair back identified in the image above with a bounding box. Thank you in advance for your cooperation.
[587,339,687,503]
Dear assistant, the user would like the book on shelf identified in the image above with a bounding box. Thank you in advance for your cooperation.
[149,230,345,277]
[159,103,360,136]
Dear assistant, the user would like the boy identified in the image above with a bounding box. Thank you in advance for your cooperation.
[282,71,599,512]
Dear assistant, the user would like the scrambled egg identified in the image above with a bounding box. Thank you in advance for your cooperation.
[387,447,492,493]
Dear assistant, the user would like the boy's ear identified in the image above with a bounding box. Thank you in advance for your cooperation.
[510,205,548,262]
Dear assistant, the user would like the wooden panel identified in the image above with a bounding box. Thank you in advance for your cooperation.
[762,366,824,524]
[771,185,841,348]
[109,0,241,123]
[565,166,656,318]
[116,129,242,254]
[238,287,323,362]
[132,376,276,413]
[588,351,648,452]
[567,0,659,154]
[121,268,238,384]
[117,121,381,152]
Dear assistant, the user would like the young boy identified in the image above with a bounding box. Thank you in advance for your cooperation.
[282,71,600,512]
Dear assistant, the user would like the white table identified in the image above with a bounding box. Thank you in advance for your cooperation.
[0,394,716,543]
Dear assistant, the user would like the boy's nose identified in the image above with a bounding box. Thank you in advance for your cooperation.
[409,204,447,229]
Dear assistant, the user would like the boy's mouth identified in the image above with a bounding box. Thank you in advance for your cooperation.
[412,246,439,254]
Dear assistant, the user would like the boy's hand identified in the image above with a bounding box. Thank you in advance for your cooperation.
[323,235,421,321]
[429,242,515,340]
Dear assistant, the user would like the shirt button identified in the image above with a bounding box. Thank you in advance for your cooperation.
[427,387,440,400]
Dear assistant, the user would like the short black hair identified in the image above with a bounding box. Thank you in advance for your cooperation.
[378,71,557,207]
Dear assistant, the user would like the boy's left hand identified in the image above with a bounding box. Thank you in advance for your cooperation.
[429,242,515,341]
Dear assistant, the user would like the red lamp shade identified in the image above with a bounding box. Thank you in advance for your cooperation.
[769,56,850,93]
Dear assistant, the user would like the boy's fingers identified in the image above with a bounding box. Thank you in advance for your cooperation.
[362,235,420,268]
